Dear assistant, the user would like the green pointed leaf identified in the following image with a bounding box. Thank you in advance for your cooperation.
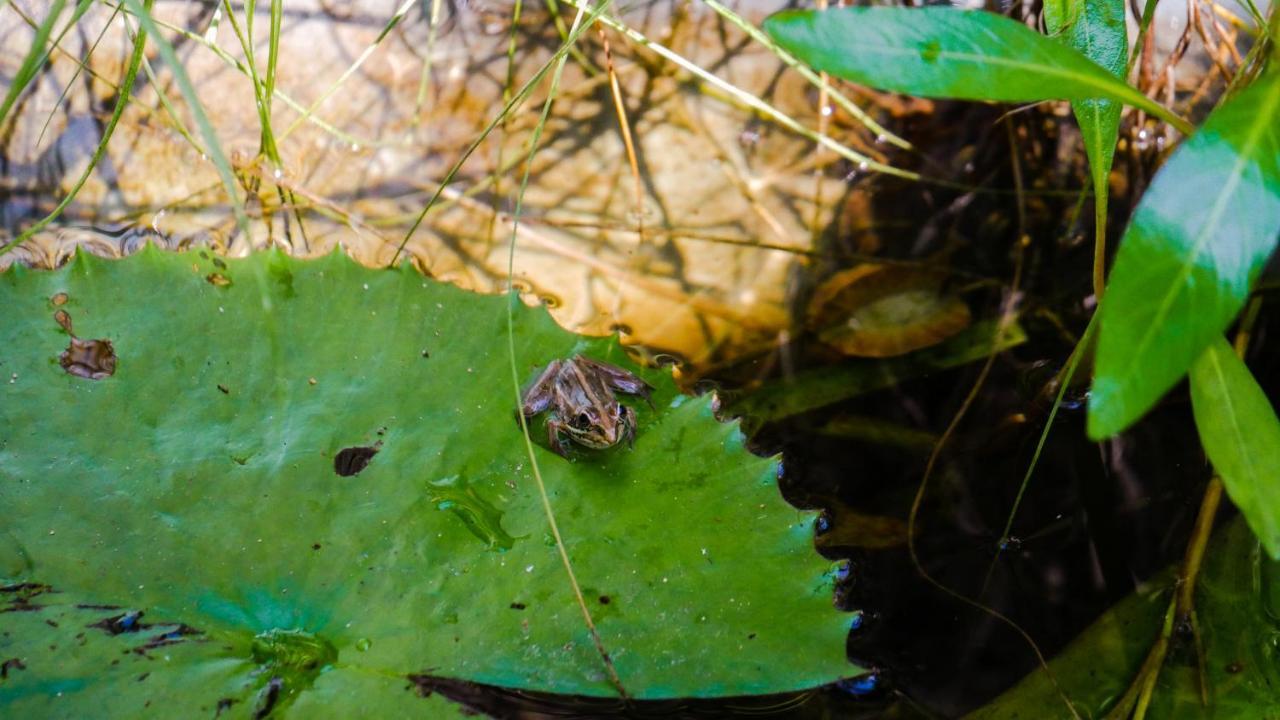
[1044,0,1126,285]
[762,6,1191,134]
[1191,338,1280,558]
[0,248,854,711]
[966,517,1280,718]
[1089,66,1280,438]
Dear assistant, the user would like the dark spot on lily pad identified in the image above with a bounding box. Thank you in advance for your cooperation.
[206,272,232,287]
[134,623,201,654]
[0,657,26,679]
[50,292,68,306]
[509,602,526,610]
[217,384,230,395]
[334,445,378,477]
[215,698,237,717]
[88,610,150,635]
[254,676,283,720]
[212,257,227,270]
[2,582,54,612]
[54,310,73,334]
[598,595,611,605]
[59,336,117,380]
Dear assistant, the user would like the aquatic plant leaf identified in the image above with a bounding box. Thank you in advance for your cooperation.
[762,7,1189,133]
[1190,338,1280,559]
[1088,65,1280,438]
[1044,0,1125,284]
[966,517,1280,719]
[805,265,972,358]
[0,248,854,714]
[728,318,1026,426]
[0,585,468,718]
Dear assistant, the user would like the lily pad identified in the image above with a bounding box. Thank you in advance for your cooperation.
[0,247,854,713]
[0,584,467,718]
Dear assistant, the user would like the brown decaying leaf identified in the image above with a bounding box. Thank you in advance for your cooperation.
[806,264,971,358]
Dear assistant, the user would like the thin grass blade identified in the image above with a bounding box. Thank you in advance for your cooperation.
[119,0,251,242]
[0,0,69,127]
[0,0,148,257]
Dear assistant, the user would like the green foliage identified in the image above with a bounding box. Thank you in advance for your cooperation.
[1190,338,1280,559]
[763,1,1280,640]
[1089,65,1280,438]
[762,6,1191,134]
[0,248,854,712]
[1043,0,1126,293]
[966,518,1280,718]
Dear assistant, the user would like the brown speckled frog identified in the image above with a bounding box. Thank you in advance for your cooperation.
[520,355,653,457]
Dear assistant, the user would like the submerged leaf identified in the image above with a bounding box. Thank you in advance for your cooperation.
[1089,65,1280,438]
[1190,338,1280,558]
[763,6,1189,132]
[806,265,971,358]
[966,518,1280,718]
[729,318,1026,425]
[0,248,854,712]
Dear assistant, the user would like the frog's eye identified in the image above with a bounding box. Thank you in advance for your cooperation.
[572,412,592,428]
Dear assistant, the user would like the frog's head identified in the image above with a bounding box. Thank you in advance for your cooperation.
[563,403,635,449]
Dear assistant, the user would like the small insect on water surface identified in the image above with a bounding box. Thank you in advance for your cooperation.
[519,355,654,457]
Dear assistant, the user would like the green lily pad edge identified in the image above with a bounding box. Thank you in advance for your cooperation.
[0,245,857,717]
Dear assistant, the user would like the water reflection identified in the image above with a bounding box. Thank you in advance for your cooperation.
[1,0,863,372]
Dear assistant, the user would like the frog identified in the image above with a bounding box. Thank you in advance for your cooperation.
[519,354,654,457]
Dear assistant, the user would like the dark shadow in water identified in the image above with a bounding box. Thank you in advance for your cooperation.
[409,673,909,720]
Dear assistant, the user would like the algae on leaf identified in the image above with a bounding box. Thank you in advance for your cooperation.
[0,247,854,714]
